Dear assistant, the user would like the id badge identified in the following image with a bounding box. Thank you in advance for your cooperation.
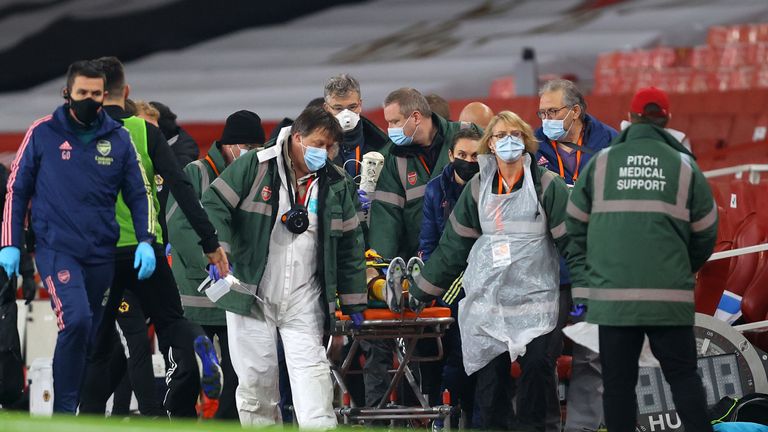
[491,238,512,268]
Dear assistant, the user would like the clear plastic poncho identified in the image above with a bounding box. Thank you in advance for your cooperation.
[459,154,560,375]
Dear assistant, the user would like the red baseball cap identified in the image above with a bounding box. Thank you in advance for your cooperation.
[630,87,670,117]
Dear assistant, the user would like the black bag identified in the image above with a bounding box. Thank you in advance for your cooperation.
[0,273,23,406]
[709,393,768,424]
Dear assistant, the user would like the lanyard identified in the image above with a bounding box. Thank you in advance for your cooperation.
[496,168,523,195]
[204,155,220,177]
[355,146,361,175]
[418,155,431,175]
[297,176,315,206]
[549,132,584,181]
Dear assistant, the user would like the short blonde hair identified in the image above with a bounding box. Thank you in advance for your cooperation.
[478,111,538,155]
[133,99,160,124]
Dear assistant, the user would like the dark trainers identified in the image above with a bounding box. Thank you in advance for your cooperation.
[385,257,406,312]
[193,335,223,400]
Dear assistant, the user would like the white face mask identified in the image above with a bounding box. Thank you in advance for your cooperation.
[335,109,360,132]
[228,145,248,161]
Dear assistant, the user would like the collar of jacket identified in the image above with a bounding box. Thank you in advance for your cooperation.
[612,123,695,159]
[391,112,447,158]
[360,115,389,151]
[535,113,611,151]
[207,143,228,173]
[53,103,121,139]
[259,125,345,184]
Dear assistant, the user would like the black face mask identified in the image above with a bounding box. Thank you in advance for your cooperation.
[453,158,479,182]
[69,97,102,126]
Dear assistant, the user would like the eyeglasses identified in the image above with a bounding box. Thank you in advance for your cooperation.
[536,105,570,120]
[491,130,522,140]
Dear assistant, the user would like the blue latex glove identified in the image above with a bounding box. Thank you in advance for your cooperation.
[570,303,586,317]
[207,264,232,282]
[133,242,156,280]
[165,243,171,257]
[350,312,364,328]
[357,189,371,211]
[0,246,20,277]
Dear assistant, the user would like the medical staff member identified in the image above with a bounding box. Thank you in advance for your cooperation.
[201,106,366,428]
[566,87,716,432]
[0,60,155,413]
[167,109,265,419]
[409,111,581,430]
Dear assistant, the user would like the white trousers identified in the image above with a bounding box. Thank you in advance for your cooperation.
[226,300,336,429]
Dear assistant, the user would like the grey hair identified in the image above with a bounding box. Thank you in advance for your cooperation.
[324,74,361,101]
[539,79,587,119]
[384,87,432,118]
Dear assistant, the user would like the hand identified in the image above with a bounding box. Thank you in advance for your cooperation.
[22,275,36,305]
[350,312,364,328]
[133,242,156,280]
[0,247,20,277]
[408,294,425,313]
[357,189,371,211]
[207,263,232,282]
[570,303,586,317]
[206,246,230,279]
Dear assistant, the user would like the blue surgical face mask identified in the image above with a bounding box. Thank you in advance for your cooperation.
[300,139,327,172]
[388,115,417,146]
[542,108,574,141]
[495,135,525,162]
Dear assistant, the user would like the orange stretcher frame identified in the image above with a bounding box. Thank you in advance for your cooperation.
[328,307,455,427]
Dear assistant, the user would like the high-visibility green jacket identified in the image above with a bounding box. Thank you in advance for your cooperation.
[368,114,480,259]
[409,153,578,302]
[200,135,367,323]
[115,116,162,245]
[566,123,718,326]
[167,145,227,325]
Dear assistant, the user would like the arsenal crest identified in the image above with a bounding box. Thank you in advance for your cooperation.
[407,171,417,186]
[261,186,272,201]
[57,270,71,284]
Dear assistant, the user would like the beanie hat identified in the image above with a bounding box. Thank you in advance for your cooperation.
[220,110,265,145]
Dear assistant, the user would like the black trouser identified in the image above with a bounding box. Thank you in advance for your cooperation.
[599,325,713,432]
[81,247,205,417]
[202,325,238,420]
[441,302,476,428]
[79,290,165,416]
[474,331,558,431]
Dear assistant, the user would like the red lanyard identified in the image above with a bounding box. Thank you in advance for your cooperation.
[497,168,522,195]
[418,155,431,175]
[297,176,315,206]
[354,147,361,175]
[204,155,220,177]
[549,133,584,181]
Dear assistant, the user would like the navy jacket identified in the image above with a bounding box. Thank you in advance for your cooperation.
[1,105,154,263]
[535,113,617,286]
[534,113,617,185]
[418,163,465,262]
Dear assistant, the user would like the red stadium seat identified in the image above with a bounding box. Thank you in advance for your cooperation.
[695,239,733,315]
[741,256,768,323]
[724,214,768,297]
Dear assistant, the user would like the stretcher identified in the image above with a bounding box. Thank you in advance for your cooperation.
[329,307,455,428]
